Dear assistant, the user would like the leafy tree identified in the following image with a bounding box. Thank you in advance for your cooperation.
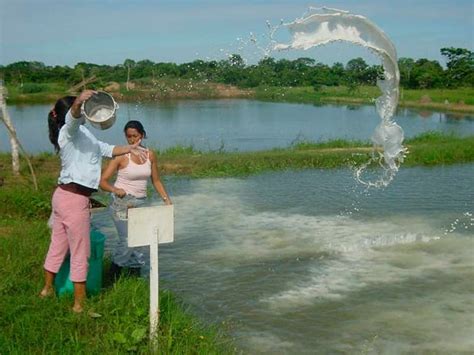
[123,59,136,90]
[441,47,474,87]
[134,59,155,79]
[398,57,415,88]
[294,57,316,69]
[227,54,245,68]
[258,57,276,69]
[345,57,370,85]
[2,48,472,91]
[410,59,444,89]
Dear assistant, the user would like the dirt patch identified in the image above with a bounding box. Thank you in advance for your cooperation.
[419,95,432,104]
[324,97,369,104]
[0,226,13,237]
[401,100,474,114]
[211,84,253,98]
[160,163,192,175]
[104,82,120,92]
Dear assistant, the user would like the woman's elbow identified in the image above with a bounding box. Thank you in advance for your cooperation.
[99,177,109,190]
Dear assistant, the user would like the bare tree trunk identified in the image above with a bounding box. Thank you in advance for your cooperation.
[126,65,131,91]
[81,69,88,91]
[0,82,20,175]
[67,75,97,94]
[0,81,38,190]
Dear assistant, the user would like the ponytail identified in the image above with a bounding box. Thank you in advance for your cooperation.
[48,96,76,152]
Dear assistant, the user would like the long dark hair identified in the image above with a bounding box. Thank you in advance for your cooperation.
[123,120,147,138]
[48,96,76,152]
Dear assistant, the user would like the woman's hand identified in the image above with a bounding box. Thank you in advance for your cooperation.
[113,187,127,198]
[71,90,97,118]
[129,140,148,163]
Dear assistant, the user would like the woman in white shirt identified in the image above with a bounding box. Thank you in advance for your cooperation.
[40,90,145,313]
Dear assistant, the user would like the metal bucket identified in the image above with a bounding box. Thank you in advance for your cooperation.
[81,91,118,130]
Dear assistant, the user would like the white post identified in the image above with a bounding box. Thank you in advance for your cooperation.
[0,81,20,175]
[149,227,159,338]
[128,205,174,342]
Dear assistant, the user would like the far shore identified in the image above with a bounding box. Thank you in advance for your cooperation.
[1,133,473,181]
[5,83,474,114]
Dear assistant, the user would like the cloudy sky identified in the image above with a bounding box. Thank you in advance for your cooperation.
[1,0,472,67]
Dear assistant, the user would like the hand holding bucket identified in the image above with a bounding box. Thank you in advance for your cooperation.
[81,91,119,130]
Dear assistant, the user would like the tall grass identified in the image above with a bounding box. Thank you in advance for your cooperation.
[254,85,474,112]
[6,81,474,112]
[0,170,236,353]
[155,133,474,177]
[0,219,235,353]
[404,132,474,166]
[1,133,473,181]
[400,87,474,105]
[5,83,69,104]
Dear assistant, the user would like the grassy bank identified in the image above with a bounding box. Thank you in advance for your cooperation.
[1,133,473,181]
[0,219,235,354]
[254,86,474,113]
[4,79,253,105]
[5,81,474,114]
[0,232,235,353]
[4,82,70,104]
[156,132,474,178]
[0,171,236,352]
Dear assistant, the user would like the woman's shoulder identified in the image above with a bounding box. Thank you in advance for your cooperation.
[147,148,157,162]
[111,153,128,166]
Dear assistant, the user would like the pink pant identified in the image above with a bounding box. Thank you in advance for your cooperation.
[44,187,90,282]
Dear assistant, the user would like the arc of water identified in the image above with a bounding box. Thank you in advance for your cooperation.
[272,7,407,187]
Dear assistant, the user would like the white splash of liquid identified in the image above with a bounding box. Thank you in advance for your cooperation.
[271,7,407,187]
[90,107,113,122]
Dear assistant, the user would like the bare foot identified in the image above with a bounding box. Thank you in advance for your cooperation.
[72,304,83,313]
[39,287,54,298]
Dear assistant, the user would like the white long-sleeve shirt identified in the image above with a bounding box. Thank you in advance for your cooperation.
[57,109,114,189]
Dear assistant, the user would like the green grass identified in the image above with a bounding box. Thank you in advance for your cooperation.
[0,219,235,353]
[6,80,474,113]
[118,77,219,101]
[254,85,474,112]
[400,87,474,105]
[160,144,201,156]
[0,169,236,353]
[1,133,473,182]
[255,85,380,105]
[5,83,69,104]
[403,132,474,166]
[154,133,474,178]
[291,138,370,150]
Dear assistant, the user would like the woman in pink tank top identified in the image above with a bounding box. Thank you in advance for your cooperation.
[100,121,172,275]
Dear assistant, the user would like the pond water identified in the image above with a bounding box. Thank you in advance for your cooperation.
[93,164,473,354]
[1,100,473,153]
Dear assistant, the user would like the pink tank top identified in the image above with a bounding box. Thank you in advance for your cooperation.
[114,152,151,198]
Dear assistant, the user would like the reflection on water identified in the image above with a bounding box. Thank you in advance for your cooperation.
[93,164,473,354]
[1,100,473,153]
[397,106,474,121]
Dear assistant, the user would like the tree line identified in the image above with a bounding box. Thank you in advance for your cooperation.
[0,47,472,93]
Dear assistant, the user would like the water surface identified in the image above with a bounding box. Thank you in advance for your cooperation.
[93,164,474,354]
[1,100,473,153]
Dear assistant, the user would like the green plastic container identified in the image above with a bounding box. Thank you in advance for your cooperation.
[54,229,106,297]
